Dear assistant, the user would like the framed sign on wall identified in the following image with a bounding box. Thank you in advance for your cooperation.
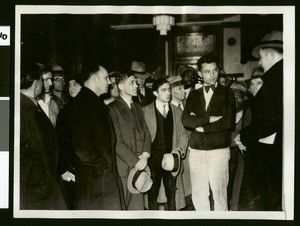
[175,33,215,60]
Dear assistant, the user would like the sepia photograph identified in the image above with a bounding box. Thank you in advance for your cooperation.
[13,5,295,220]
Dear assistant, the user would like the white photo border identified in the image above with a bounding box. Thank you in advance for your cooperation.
[14,5,295,220]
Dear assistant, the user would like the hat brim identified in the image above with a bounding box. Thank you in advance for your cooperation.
[132,71,151,79]
[252,43,283,58]
[127,166,151,194]
[171,150,181,177]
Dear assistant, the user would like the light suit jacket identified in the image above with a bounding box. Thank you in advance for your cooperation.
[143,102,189,210]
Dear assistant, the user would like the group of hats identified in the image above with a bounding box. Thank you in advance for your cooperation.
[127,149,181,194]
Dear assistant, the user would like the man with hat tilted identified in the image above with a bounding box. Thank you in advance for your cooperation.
[227,82,251,210]
[167,75,194,210]
[143,78,188,210]
[167,75,186,111]
[51,65,69,110]
[238,31,283,211]
[108,72,152,210]
[131,61,156,107]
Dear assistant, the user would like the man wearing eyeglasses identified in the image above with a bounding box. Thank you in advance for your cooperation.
[51,65,69,110]
[182,54,236,211]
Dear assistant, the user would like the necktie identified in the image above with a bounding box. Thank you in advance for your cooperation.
[204,85,215,93]
[130,102,135,115]
[137,89,144,102]
[163,104,167,118]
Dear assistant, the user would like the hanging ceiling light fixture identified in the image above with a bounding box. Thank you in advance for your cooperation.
[153,15,175,35]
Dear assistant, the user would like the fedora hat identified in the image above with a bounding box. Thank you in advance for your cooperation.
[52,65,68,78]
[127,166,153,194]
[130,61,151,79]
[252,31,283,58]
[167,75,183,88]
[230,82,247,96]
[161,149,181,177]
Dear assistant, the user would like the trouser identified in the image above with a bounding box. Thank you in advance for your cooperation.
[148,151,177,210]
[120,177,145,210]
[189,147,230,211]
[238,142,282,211]
[74,173,122,210]
[228,146,245,210]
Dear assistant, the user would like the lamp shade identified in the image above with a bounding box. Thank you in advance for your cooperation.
[153,15,175,35]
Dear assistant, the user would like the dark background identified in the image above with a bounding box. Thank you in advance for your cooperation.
[0,0,298,226]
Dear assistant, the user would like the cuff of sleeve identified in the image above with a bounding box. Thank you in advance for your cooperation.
[141,152,150,159]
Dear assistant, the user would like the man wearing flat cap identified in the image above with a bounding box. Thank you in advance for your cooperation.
[227,82,251,210]
[238,31,283,211]
[167,75,194,210]
[131,61,155,107]
[167,75,186,111]
[51,65,69,110]
[108,72,151,210]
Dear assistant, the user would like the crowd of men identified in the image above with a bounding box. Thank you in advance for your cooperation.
[20,30,283,211]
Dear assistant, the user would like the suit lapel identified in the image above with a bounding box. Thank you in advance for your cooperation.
[132,102,144,136]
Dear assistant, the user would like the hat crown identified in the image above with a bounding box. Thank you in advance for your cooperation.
[167,75,183,87]
[261,31,283,43]
[127,166,153,194]
[131,61,146,73]
[230,83,247,94]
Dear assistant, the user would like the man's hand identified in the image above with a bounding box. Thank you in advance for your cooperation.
[209,116,222,123]
[234,134,247,155]
[61,171,75,182]
[176,147,185,159]
[135,152,150,170]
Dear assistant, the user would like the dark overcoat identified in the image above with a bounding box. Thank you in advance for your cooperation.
[59,86,120,209]
[20,94,68,210]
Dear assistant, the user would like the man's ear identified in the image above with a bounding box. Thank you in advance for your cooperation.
[198,71,203,78]
[118,83,124,91]
[153,91,158,97]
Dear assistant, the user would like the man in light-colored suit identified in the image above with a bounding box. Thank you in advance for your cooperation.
[143,78,189,210]
[109,72,151,210]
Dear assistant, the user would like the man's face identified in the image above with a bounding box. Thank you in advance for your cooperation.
[122,75,138,97]
[171,84,186,102]
[258,49,273,72]
[68,79,82,98]
[234,92,244,110]
[53,75,65,92]
[95,67,110,96]
[35,77,43,97]
[42,72,53,93]
[154,82,171,104]
[199,62,219,86]
[250,77,264,96]
[135,77,145,88]
[218,77,226,86]
[109,77,119,98]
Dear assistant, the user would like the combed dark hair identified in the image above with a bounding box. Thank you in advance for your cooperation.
[196,54,219,71]
[152,78,169,92]
[21,62,51,89]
